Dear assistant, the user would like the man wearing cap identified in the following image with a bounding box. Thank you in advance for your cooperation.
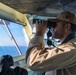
[25,11,76,75]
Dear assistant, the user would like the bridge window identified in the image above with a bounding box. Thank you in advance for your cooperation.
[0,19,29,56]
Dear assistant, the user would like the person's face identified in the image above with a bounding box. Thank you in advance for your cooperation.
[51,21,66,39]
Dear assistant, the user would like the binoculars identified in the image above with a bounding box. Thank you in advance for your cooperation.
[47,20,56,28]
[33,19,56,28]
[33,19,56,46]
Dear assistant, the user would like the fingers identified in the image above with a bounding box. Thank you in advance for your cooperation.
[36,20,47,24]
[35,20,47,36]
[36,20,47,27]
[36,20,47,31]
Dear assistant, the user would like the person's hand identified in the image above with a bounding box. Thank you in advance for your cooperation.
[35,20,47,37]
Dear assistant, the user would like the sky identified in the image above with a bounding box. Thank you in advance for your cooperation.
[0,20,29,46]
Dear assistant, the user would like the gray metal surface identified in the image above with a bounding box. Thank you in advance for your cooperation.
[0,0,76,17]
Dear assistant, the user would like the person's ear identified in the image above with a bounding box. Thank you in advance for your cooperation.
[65,23,71,31]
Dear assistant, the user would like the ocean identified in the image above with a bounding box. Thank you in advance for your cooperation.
[0,46,28,56]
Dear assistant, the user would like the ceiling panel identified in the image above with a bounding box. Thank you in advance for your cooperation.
[0,0,76,17]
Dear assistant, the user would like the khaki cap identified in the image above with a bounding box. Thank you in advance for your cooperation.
[49,11,76,25]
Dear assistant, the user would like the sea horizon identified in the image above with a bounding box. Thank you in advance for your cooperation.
[0,46,28,56]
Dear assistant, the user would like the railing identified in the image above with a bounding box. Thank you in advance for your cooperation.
[12,55,29,70]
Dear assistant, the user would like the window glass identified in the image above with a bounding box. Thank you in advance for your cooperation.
[0,19,29,56]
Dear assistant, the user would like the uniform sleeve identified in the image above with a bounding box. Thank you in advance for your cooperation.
[25,36,76,71]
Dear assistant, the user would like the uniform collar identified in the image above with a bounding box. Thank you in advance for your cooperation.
[61,33,75,44]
